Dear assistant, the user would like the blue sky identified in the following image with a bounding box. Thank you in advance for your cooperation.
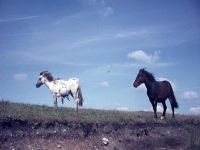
[0,0,200,115]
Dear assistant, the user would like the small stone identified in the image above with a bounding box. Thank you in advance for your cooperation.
[161,116,165,120]
[57,145,61,148]
[102,137,109,146]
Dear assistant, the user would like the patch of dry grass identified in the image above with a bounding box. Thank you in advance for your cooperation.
[1,100,200,125]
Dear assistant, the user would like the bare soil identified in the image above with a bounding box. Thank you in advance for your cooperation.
[1,117,200,150]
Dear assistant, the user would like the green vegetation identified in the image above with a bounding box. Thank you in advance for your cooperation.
[0,100,151,123]
[1,100,200,124]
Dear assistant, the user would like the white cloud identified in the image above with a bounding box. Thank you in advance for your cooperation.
[156,104,163,113]
[189,107,200,114]
[100,81,109,88]
[158,77,176,91]
[13,73,28,81]
[182,91,198,100]
[115,107,129,111]
[148,104,172,113]
[133,84,146,92]
[128,50,160,64]
[145,105,163,113]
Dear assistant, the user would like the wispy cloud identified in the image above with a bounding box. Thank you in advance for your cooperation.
[80,0,114,18]
[0,15,42,23]
[73,34,111,46]
[99,6,114,17]
[13,73,28,81]
[182,91,199,100]
[81,0,97,6]
[143,104,163,113]
[115,29,151,38]
[17,51,96,67]
[71,29,155,48]
[55,13,81,25]
[115,107,129,111]
[70,25,190,49]
[146,104,172,114]
[189,106,200,114]
[100,81,110,88]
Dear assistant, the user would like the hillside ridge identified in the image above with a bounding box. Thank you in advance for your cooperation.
[0,100,200,150]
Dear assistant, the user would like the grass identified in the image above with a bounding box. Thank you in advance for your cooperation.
[184,125,200,150]
[0,100,152,123]
[1,100,200,125]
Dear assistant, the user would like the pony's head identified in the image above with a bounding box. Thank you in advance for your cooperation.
[133,68,155,88]
[36,71,54,88]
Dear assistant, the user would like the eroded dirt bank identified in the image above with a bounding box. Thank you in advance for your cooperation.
[1,117,199,150]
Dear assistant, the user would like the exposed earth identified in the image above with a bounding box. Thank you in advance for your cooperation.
[1,117,200,150]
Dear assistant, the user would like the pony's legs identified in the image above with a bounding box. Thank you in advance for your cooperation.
[71,92,79,112]
[76,100,79,112]
[169,99,175,118]
[150,100,157,118]
[153,101,158,118]
[61,98,64,104]
[53,95,58,107]
[161,101,167,119]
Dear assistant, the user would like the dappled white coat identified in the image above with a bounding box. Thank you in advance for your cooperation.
[36,71,84,111]
[47,78,80,99]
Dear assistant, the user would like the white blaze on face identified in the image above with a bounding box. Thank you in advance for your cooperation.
[40,75,46,83]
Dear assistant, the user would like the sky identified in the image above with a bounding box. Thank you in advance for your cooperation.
[0,0,200,115]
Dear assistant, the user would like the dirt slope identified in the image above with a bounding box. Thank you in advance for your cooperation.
[0,101,200,150]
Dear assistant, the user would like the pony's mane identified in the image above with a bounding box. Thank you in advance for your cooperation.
[40,71,55,81]
[140,68,155,82]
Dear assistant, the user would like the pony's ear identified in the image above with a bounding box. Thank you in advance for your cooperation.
[140,68,147,72]
[40,71,48,75]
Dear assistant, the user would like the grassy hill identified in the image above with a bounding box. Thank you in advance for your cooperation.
[1,100,199,124]
[0,100,200,150]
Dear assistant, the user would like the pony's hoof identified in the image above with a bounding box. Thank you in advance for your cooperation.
[161,116,165,120]
[153,117,158,120]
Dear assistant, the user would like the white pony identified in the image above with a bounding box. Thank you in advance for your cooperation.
[36,71,84,111]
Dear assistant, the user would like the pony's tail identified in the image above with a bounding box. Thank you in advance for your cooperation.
[169,84,179,108]
[77,86,84,106]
